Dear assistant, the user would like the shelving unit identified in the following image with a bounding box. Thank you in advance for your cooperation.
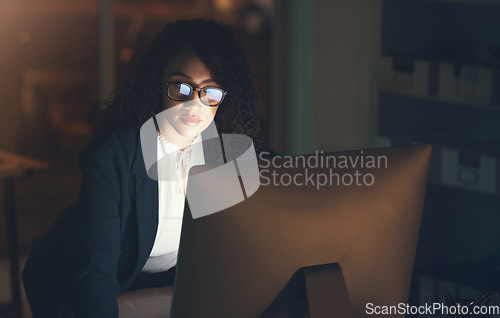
[379,88,500,111]
[378,0,500,192]
[378,0,500,305]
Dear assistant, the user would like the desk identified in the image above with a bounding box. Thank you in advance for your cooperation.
[0,150,48,318]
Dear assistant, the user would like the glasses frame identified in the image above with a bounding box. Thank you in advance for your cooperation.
[164,81,227,107]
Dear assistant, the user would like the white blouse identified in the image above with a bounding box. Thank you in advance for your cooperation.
[141,133,204,273]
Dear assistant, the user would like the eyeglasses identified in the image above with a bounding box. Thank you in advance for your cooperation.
[164,81,227,107]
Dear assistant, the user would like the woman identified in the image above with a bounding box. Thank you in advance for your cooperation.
[22,18,263,318]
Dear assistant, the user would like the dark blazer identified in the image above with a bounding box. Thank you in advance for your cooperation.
[22,124,164,318]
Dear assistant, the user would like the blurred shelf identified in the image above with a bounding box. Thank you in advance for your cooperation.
[379,89,500,112]
[421,0,500,7]
[428,180,499,198]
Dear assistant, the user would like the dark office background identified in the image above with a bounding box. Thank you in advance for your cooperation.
[1,0,500,316]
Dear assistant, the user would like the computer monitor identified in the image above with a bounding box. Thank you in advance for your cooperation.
[171,144,432,318]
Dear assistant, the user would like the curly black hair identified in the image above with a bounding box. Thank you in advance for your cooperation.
[97,18,263,151]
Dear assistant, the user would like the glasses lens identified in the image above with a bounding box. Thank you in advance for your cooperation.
[168,83,192,101]
[201,88,224,106]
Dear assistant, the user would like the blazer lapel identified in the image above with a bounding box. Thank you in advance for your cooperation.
[127,125,224,279]
[131,130,159,275]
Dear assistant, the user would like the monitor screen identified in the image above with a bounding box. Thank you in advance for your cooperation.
[171,144,432,318]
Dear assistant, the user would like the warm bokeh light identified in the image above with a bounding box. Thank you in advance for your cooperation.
[214,0,234,11]
[120,47,133,62]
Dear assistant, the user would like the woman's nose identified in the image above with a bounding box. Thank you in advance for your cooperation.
[184,94,203,108]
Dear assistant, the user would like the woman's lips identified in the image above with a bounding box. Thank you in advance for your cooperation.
[179,115,201,127]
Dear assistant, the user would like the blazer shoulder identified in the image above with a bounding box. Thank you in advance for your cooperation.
[77,124,141,183]
[79,125,139,162]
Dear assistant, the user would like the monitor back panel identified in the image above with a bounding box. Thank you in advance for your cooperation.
[172,144,432,318]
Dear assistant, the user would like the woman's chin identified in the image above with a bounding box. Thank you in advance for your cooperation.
[176,129,202,142]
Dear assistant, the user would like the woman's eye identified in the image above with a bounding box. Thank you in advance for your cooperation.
[178,84,191,96]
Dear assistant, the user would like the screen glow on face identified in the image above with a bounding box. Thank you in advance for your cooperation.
[159,53,222,149]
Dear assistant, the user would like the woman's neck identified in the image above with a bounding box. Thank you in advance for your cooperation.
[158,127,196,150]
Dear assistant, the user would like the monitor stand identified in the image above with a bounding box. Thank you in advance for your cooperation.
[261,262,355,318]
[303,263,355,318]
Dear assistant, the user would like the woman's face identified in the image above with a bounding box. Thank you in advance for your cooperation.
[158,52,220,149]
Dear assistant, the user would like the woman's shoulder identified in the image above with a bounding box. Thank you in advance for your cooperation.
[78,123,140,168]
